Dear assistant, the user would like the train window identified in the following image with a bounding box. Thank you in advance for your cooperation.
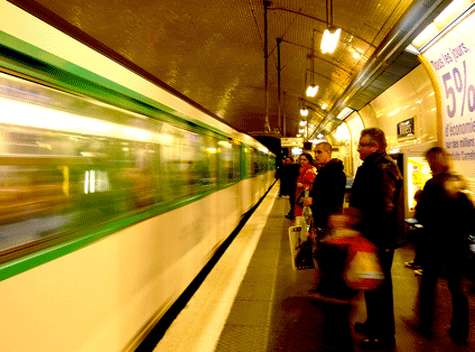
[0,72,225,260]
[218,140,240,185]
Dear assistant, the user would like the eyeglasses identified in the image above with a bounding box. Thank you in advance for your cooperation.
[358,142,375,147]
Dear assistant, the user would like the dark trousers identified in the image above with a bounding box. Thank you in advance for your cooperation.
[418,256,469,340]
[288,188,296,217]
[364,248,395,339]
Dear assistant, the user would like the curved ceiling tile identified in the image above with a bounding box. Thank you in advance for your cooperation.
[23,0,417,137]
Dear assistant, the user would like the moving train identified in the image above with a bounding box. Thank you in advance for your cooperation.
[0,2,275,351]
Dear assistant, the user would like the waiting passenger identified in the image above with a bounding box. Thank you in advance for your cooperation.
[406,146,474,346]
[293,152,316,218]
[303,141,346,290]
[350,127,403,349]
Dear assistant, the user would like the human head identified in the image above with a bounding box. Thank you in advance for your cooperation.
[314,142,332,167]
[358,127,387,160]
[298,152,314,166]
[425,146,451,175]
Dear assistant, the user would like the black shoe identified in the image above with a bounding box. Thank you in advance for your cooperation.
[403,318,433,338]
[448,328,468,346]
[360,336,395,349]
[404,260,421,270]
[354,321,368,335]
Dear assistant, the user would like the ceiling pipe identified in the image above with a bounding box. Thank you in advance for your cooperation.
[276,37,283,135]
[263,0,271,132]
[312,0,452,137]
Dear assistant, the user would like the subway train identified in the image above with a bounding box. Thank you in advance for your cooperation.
[0,3,275,351]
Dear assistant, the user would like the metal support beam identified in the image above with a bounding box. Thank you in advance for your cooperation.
[263,0,271,132]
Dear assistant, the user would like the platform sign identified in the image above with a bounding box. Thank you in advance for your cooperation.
[421,8,475,180]
[280,137,303,147]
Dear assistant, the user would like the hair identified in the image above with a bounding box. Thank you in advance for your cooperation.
[361,127,387,152]
[425,146,451,174]
[315,141,332,154]
[299,152,314,164]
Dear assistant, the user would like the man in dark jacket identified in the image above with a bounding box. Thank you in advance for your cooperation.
[284,156,300,219]
[305,142,346,232]
[304,142,347,296]
[350,128,403,349]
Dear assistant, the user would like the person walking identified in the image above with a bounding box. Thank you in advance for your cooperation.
[349,128,403,349]
[409,146,474,345]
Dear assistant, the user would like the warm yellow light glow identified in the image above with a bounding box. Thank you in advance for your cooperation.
[332,123,351,143]
[218,140,232,149]
[299,128,306,134]
[336,107,353,120]
[320,28,341,54]
[300,107,309,117]
[206,147,218,154]
[299,120,307,127]
[412,0,472,49]
[0,95,170,144]
[351,48,362,60]
[305,84,319,97]
[321,102,328,110]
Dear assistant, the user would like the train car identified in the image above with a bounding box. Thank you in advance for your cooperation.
[0,2,275,351]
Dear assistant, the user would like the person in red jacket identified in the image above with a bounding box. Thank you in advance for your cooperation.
[293,152,316,218]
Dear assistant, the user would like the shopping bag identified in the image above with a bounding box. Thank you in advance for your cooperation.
[324,234,383,290]
[288,224,313,270]
[344,237,384,290]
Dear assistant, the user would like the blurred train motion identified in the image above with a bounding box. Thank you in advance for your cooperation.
[0,3,274,351]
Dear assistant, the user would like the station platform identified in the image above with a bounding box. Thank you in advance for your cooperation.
[152,184,474,352]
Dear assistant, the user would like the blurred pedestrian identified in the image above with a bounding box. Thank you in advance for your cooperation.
[350,127,403,349]
[408,146,474,345]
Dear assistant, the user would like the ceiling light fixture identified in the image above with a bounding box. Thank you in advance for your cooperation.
[320,0,341,54]
[299,106,309,117]
[306,29,319,97]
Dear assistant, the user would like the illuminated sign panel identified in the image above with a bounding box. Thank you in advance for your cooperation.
[397,117,415,139]
[280,137,303,147]
[420,8,475,180]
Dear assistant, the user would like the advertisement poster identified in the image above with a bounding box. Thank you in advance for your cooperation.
[422,9,475,181]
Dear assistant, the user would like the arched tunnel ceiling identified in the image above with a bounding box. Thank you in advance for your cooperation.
[10,0,422,137]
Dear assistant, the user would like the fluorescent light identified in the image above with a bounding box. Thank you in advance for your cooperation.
[352,48,362,60]
[305,84,319,97]
[299,107,309,117]
[320,28,341,54]
[336,107,353,120]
